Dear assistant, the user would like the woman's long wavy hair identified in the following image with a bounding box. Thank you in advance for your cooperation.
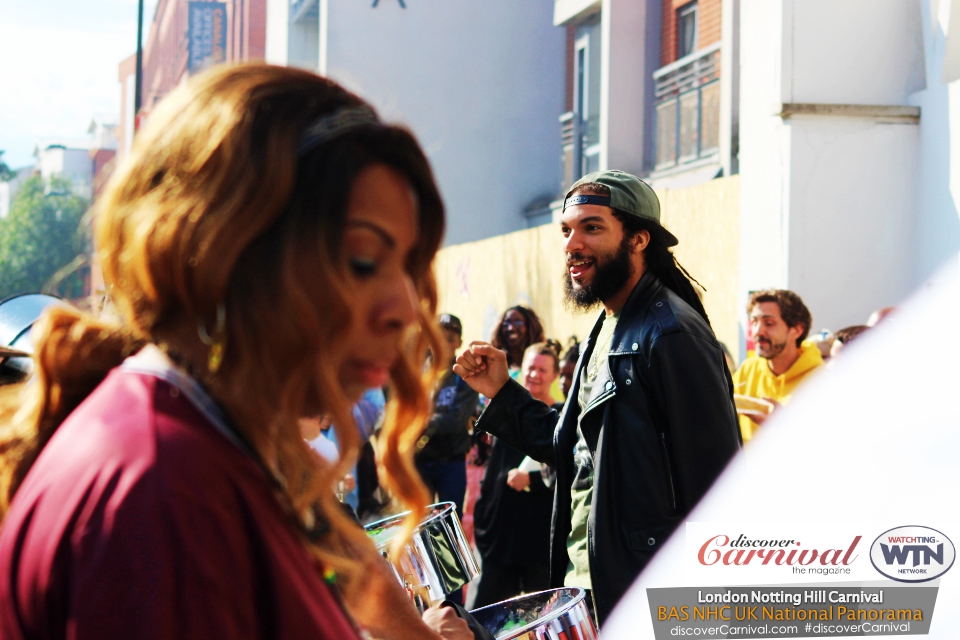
[0,64,444,596]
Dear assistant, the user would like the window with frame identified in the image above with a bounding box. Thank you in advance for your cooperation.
[677,1,698,59]
[573,15,601,177]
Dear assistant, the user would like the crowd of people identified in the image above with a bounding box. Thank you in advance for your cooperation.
[0,63,898,639]
[732,290,887,442]
[284,276,892,624]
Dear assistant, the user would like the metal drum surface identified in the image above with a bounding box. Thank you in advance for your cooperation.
[364,502,480,608]
[0,294,63,373]
[469,588,599,640]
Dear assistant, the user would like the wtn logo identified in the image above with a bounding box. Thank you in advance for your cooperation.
[871,527,956,583]
[880,542,944,566]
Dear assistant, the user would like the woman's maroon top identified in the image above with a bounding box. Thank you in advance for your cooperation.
[0,351,362,639]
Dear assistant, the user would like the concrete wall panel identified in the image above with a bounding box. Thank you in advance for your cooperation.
[910,0,960,287]
[740,0,929,343]
[785,0,926,105]
[786,118,919,331]
[739,0,790,300]
[324,0,565,246]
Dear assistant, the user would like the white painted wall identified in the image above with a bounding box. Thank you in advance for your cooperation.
[289,14,319,71]
[599,0,660,176]
[739,0,929,335]
[554,0,599,26]
[321,0,564,245]
[785,117,919,331]
[910,0,960,286]
[36,145,93,200]
[738,0,790,296]
[264,0,289,65]
[266,0,320,70]
[719,0,740,177]
[782,0,925,105]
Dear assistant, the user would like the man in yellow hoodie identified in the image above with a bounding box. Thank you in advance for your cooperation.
[734,289,823,442]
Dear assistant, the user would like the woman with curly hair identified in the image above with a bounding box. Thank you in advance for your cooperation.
[490,306,545,374]
[0,65,471,640]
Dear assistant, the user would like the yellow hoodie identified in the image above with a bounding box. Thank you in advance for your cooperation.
[733,341,824,442]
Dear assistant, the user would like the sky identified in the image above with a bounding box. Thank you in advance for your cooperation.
[0,0,159,168]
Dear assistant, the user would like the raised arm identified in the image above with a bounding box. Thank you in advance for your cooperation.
[455,342,559,465]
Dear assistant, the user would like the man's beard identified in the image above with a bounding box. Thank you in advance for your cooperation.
[756,339,787,359]
[563,235,634,310]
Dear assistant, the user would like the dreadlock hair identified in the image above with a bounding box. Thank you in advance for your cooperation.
[571,182,710,326]
[617,212,710,326]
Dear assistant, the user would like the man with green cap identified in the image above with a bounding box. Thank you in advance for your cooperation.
[455,170,740,625]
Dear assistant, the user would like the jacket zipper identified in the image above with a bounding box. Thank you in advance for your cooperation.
[589,587,600,629]
[586,508,601,628]
[660,433,678,511]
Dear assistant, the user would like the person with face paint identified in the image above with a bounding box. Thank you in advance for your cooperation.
[733,289,824,441]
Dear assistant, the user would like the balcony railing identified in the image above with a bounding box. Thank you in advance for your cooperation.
[653,43,721,171]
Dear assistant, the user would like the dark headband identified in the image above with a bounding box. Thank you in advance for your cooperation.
[298,105,380,156]
[563,194,611,210]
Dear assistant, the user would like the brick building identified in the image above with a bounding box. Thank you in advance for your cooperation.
[141,0,265,111]
[118,0,267,164]
[650,0,732,188]
[107,0,267,303]
[661,0,721,67]
[554,0,738,197]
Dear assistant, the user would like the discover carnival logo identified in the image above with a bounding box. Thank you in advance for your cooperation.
[698,534,861,573]
[869,526,955,583]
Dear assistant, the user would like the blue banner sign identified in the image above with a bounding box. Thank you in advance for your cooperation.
[188,2,227,74]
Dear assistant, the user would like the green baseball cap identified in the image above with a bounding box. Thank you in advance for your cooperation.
[563,170,678,247]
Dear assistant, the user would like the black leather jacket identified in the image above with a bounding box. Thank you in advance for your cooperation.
[475,273,741,624]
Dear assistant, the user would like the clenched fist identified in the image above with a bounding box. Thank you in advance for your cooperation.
[506,468,530,492]
[453,342,511,399]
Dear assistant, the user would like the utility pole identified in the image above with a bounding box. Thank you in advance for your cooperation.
[135,0,144,128]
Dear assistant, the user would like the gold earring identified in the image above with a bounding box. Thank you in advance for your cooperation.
[198,303,226,373]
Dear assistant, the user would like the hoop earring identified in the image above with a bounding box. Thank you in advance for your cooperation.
[198,303,226,373]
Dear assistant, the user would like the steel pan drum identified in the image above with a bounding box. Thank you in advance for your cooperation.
[0,294,63,373]
[470,588,599,640]
[364,502,479,609]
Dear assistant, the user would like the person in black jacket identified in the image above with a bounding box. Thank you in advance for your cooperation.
[473,342,560,608]
[454,171,741,625]
[415,314,479,518]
